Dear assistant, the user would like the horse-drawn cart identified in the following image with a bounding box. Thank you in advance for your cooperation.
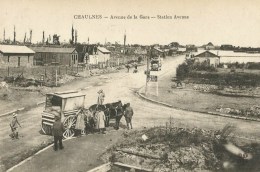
[41,90,86,139]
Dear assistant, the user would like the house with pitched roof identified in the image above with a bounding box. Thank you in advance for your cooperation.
[0,44,35,68]
[205,42,215,50]
[88,47,111,67]
[194,51,220,67]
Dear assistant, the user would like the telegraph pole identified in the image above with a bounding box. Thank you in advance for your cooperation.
[145,46,152,95]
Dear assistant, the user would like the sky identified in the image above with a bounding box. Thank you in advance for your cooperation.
[1,0,260,47]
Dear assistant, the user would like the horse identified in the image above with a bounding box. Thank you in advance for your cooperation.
[88,100,123,128]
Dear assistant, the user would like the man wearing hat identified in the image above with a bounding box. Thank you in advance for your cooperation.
[97,89,105,105]
[10,113,22,139]
[52,115,65,151]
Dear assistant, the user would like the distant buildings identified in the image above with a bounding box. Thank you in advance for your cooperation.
[186,44,197,52]
[153,47,165,57]
[220,44,234,51]
[134,46,147,55]
[0,44,35,68]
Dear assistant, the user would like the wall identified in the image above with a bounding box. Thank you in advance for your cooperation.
[34,52,78,66]
[195,57,219,67]
[89,55,98,64]
[0,54,34,68]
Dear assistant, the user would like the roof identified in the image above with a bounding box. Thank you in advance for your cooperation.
[30,47,77,54]
[97,47,111,54]
[153,47,164,53]
[47,91,86,99]
[178,47,186,52]
[194,51,220,58]
[194,50,260,57]
[207,42,214,46]
[0,44,35,55]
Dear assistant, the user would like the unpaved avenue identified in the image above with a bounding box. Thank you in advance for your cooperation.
[2,55,260,172]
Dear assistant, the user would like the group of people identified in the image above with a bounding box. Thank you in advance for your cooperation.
[96,89,134,130]
[125,62,138,73]
[9,89,134,152]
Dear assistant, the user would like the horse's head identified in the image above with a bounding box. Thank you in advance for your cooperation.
[122,104,128,111]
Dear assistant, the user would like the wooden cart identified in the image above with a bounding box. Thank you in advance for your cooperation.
[41,90,86,139]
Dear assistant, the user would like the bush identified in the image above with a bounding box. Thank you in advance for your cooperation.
[247,62,260,70]
[176,59,194,80]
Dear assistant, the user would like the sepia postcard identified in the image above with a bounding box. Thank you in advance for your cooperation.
[0,0,260,172]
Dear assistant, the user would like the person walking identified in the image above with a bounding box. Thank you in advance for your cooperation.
[124,103,134,130]
[97,89,105,105]
[10,113,22,139]
[94,108,106,134]
[52,115,65,151]
[126,64,130,73]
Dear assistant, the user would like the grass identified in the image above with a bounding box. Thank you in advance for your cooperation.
[145,73,260,118]
[102,121,260,172]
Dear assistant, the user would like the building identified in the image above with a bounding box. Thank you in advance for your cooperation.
[134,46,147,55]
[75,44,88,63]
[205,42,215,50]
[0,44,35,68]
[153,47,165,57]
[88,47,111,66]
[31,47,78,66]
[177,47,186,54]
[194,50,260,64]
[194,51,220,67]
[220,44,234,51]
[186,44,198,52]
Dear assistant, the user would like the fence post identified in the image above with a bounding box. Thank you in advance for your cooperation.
[55,69,57,87]
[7,66,9,76]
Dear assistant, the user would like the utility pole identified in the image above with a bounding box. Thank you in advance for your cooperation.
[71,25,74,44]
[13,26,16,44]
[29,29,32,44]
[42,31,45,44]
[145,46,152,95]
[123,31,126,54]
[3,28,5,42]
[75,30,77,44]
[24,32,27,43]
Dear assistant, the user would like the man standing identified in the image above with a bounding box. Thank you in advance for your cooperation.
[97,89,105,105]
[52,115,65,151]
[124,103,134,130]
[10,113,22,139]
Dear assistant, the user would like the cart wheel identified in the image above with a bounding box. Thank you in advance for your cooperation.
[63,129,75,139]
[63,115,76,139]
[41,123,52,135]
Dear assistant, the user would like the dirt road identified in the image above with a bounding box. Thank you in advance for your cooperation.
[1,55,260,171]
